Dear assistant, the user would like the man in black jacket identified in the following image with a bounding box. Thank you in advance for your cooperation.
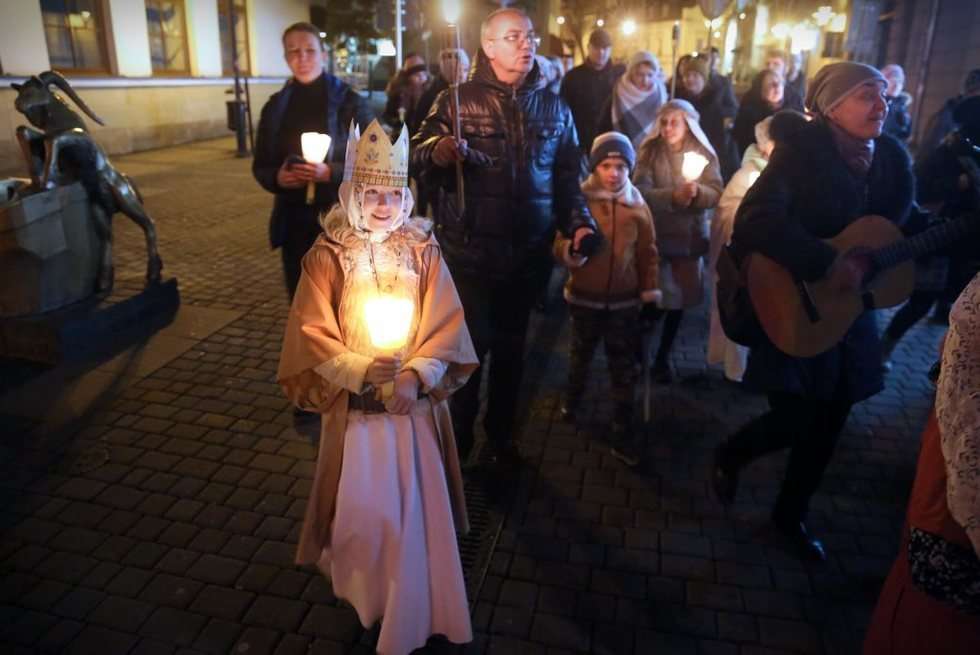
[252,22,373,300]
[560,28,625,153]
[412,8,596,463]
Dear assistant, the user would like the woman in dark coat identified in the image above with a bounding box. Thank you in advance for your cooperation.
[676,56,740,181]
[712,63,914,561]
[881,64,913,141]
[732,70,804,157]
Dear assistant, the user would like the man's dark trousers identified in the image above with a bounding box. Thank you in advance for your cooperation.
[450,264,551,459]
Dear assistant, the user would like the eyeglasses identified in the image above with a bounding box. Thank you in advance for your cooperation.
[489,31,542,48]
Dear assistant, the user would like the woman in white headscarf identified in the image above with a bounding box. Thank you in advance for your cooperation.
[597,51,668,148]
[633,99,723,382]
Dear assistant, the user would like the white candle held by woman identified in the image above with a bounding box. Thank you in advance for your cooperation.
[301,132,332,204]
[681,151,709,182]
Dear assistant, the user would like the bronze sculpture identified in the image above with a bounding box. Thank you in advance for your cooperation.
[11,71,163,290]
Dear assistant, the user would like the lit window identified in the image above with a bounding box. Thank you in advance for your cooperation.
[217,0,250,75]
[40,0,110,73]
[146,0,190,74]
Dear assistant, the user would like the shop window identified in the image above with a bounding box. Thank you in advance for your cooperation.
[146,0,190,74]
[218,0,250,75]
[40,0,111,73]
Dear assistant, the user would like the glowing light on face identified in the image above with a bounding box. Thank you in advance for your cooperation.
[360,185,404,233]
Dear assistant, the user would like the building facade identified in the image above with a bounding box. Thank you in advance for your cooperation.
[1,0,313,176]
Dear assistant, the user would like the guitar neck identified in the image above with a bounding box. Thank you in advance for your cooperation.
[872,215,976,271]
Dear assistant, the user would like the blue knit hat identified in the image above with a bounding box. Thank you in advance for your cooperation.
[589,131,636,172]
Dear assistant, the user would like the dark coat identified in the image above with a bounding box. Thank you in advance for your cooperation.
[883,93,913,142]
[560,60,626,152]
[732,120,914,403]
[411,51,596,281]
[733,73,805,156]
[415,76,449,132]
[677,75,740,180]
[917,96,962,161]
[252,74,373,249]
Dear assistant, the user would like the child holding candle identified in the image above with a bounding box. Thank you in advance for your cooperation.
[555,132,661,466]
[278,119,478,655]
[633,99,723,382]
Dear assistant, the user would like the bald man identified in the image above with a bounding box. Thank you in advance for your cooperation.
[412,8,596,465]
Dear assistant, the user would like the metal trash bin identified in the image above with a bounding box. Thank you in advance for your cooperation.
[226,99,246,132]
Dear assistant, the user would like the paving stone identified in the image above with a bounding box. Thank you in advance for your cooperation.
[758,618,821,654]
[159,522,200,548]
[124,541,170,568]
[2,608,59,646]
[686,582,744,612]
[165,500,205,523]
[139,574,204,609]
[20,578,71,611]
[157,548,201,575]
[58,478,109,502]
[64,625,139,655]
[242,596,309,633]
[265,570,310,598]
[498,580,538,609]
[530,613,590,651]
[490,605,533,637]
[36,551,100,584]
[193,619,243,654]
[299,605,361,641]
[88,595,154,631]
[105,567,155,597]
[189,585,255,621]
[53,587,107,620]
[187,528,230,554]
[233,626,283,655]
[253,541,294,568]
[82,561,123,589]
[140,607,209,647]
[35,618,85,652]
[186,554,245,585]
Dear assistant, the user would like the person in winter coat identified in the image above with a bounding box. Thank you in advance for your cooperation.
[917,68,980,159]
[253,22,374,301]
[732,69,801,157]
[863,274,980,655]
[383,53,431,136]
[633,99,723,383]
[712,63,914,561]
[785,52,807,102]
[707,111,809,383]
[881,64,913,141]
[277,120,478,655]
[764,50,805,111]
[596,51,668,149]
[676,55,740,181]
[411,8,597,464]
[554,132,661,467]
[560,28,626,153]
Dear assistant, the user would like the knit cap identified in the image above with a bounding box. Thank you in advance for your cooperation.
[589,131,636,171]
[805,62,886,116]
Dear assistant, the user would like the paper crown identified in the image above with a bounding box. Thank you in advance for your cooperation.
[344,119,409,188]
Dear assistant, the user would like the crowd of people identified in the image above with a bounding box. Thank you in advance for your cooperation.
[253,13,980,655]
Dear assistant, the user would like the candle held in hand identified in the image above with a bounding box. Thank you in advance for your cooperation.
[301,132,332,204]
[363,294,414,351]
[681,151,709,182]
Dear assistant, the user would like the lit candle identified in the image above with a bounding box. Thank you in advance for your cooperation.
[363,294,415,399]
[747,171,761,187]
[301,132,332,205]
[681,151,709,182]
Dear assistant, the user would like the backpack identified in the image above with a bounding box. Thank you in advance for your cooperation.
[715,243,765,347]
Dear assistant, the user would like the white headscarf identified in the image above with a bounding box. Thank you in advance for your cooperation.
[335,180,414,242]
[644,98,717,157]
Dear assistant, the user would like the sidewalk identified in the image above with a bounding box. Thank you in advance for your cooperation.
[0,137,943,654]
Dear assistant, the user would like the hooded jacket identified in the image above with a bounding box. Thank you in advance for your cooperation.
[411,50,596,280]
[554,176,659,309]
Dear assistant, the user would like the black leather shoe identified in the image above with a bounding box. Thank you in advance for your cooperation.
[772,518,827,562]
[711,446,739,506]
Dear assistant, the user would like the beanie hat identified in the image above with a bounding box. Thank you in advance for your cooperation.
[589,131,636,171]
[679,55,709,80]
[805,62,886,116]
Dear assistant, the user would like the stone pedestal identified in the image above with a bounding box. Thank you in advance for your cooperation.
[0,181,102,317]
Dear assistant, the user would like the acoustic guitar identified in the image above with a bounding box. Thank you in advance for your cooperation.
[746,213,978,358]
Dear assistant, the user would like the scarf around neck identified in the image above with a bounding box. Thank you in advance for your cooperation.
[825,118,875,177]
[612,76,667,148]
[581,173,645,207]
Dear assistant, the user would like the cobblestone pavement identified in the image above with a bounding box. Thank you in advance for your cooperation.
[1,137,944,654]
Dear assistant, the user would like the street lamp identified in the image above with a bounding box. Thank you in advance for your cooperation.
[813,6,835,27]
[596,18,604,27]
[556,15,565,25]
[621,18,636,36]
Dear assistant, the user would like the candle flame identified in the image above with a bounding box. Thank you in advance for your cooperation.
[681,152,709,181]
[747,171,761,187]
[301,132,332,163]
[363,294,414,351]
[442,0,461,24]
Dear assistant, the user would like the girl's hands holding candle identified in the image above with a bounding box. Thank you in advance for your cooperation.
[386,369,420,415]
[672,181,699,207]
[365,356,400,386]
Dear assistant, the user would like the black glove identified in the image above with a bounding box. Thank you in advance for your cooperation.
[571,230,605,258]
[463,146,494,168]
